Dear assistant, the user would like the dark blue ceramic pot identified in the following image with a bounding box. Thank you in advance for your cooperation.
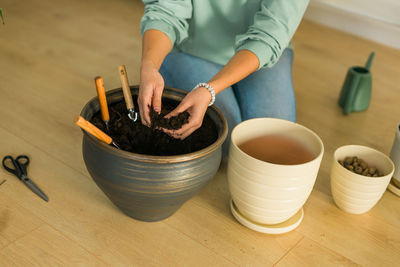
[80,86,227,222]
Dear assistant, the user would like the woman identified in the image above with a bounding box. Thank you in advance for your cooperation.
[138,0,309,154]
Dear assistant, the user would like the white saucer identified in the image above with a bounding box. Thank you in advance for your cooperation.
[230,199,304,235]
[387,179,400,197]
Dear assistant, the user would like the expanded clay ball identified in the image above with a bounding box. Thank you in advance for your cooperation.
[355,166,363,174]
[369,167,377,175]
[344,156,353,165]
[338,156,382,177]
[360,160,368,169]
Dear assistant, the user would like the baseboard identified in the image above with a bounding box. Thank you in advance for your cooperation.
[304,0,400,50]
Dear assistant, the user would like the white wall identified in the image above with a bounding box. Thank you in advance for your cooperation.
[304,0,400,49]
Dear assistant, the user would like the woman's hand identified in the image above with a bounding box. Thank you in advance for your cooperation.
[139,29,173,126]
[138,59,165,126]
[162,50,259,138]
[163,86,212,139]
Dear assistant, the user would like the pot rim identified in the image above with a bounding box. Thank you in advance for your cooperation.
[80,86,228,163]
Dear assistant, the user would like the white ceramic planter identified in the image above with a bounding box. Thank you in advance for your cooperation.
[390,123,400,186]
[227,118,324,225]
[330,145,394,214]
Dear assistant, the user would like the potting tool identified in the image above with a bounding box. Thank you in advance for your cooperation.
[75,116,120,149]
[94,76,110,133]
[118,65,138,122]
[2,155,49,202]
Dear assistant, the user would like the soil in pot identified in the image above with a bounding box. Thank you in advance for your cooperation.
[90,98,218,156]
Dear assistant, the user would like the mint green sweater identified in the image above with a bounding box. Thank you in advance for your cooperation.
[140,0,309,69]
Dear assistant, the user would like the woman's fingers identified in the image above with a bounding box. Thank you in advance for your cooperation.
[139,69,165,126]
[175,124,199,139]
[165,100,191,119]
[173,114,202,136]
[138,84,152,126]
[163,119,200,139]
[163,105,205,139]
[152,80,164,114]
[163,121,192,139]
[149,86,210,139]
[163,88,210,138]
[142,103,151,126]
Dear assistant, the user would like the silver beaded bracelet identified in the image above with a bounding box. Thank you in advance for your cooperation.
[193,82,216,106]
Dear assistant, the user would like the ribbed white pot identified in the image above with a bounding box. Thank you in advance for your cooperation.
[331,145,394,214]
[227,118,324,225]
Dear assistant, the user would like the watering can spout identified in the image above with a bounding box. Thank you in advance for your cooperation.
[365,51,375,71]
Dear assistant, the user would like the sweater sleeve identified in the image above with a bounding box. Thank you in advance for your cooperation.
[140,0,193,46]
[235,0,309,69]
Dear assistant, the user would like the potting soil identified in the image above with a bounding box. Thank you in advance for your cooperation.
[91,100,218,156]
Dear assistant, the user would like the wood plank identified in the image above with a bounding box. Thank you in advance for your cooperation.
[0,224,106,266]
[369,190,400,228]
[0,0,144,175]
[275,237,360,267]
[1,0,400,265]
[0,193,44,249]
[0,127,233,266]
[292,20,400,227]
[296,190,400,266]
[165,162,304,266]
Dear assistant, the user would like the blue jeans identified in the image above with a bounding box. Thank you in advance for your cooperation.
[159,48,296,155]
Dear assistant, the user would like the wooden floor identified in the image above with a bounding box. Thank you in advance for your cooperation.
[1,0,400,266]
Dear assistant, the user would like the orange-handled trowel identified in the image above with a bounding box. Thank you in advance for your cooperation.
[94,76,110,133]
[75,116,120,149]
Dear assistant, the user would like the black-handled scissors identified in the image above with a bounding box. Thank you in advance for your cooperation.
[2,155,49,202]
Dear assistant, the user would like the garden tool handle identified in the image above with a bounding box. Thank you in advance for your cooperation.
[74,116,112,145]
[94,76,110,122]
[118,65,134,111]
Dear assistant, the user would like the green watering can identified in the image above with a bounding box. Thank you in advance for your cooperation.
[338,52,374,115]
[0,8,4,24]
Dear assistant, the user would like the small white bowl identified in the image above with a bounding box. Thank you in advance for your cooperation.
[330,145,394,214]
